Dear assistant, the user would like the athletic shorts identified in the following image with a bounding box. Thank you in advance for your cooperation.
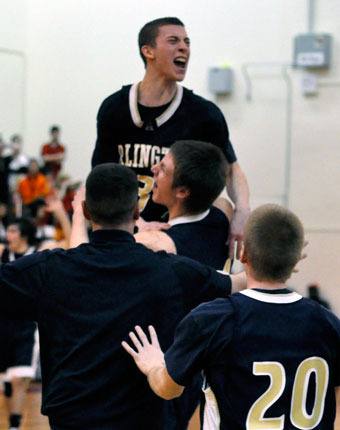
[0,320,38,380]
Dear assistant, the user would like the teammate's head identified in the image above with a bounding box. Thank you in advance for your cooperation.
[85,163,139,228]
[138,17,189,81]
[242,204,304,283]
[6,218,37,249]
[152,140,228,214]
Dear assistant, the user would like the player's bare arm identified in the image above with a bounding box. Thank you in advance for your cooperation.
[335,387,340,427]
[134,230,177,253]
[69,187,89,248]
[122,325,184,400]
[226,162,250,259]
[136,217,170,232]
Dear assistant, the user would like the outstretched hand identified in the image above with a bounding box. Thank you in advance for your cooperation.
[122,325,164,376]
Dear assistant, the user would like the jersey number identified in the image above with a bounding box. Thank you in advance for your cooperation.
[246,357,329,430]
[138,175,154,212]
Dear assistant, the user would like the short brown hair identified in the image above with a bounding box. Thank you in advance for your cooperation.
[171,140,228,214]
[138,17,184,66]
[244,204,304,282]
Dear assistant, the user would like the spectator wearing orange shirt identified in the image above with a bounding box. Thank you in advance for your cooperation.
[18,159,51,214]
[41,125,66,181]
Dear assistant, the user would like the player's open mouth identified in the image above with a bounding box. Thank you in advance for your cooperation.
[173,57,187,69]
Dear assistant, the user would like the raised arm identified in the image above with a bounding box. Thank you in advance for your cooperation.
[335,387,340,428]
[69,187,89,247]
[226,162,250,259]
[122,325,184,400]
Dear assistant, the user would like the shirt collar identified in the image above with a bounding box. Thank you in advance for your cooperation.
[89,229,135,244]
[129,82,183,128]
[240,288,302,304]
[168,209,210,227]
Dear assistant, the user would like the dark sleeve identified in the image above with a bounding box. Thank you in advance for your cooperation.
[0,253,45,320]
[165,300,234,385]
[92,99,114,167]
[202,103,237,164]
[92,90,127,167]
[172,255,231,313]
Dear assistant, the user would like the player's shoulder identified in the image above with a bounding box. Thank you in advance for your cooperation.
[97,85,132,117]
[191,297,235,322]
[304,298,340,331]
[185,297,235,339]
[208,206,230,224]
[182,86,225,119]
[1,248,63,272]
[167,252,227,281]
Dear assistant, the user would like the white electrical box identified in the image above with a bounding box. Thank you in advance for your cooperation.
[208,67,233,95]
[293,33,332,69]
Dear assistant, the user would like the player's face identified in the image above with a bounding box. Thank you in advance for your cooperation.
[151,152,176,207]
[148,25,190,82]
[6,224,23,251]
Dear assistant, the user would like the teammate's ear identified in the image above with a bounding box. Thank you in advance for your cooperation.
[176,187,190,202]
[141,45,155,61]
[133,203,140,221]
[82,201,91,221]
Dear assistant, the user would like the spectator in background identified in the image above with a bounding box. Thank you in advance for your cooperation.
[41,125,66,182]
[33,196,72,250]
[17,159,51,216]
[8,134,29,194]
[0,218,39,430]
[307,282,331,310]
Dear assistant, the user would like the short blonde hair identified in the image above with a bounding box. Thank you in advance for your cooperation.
[244,204,304,282]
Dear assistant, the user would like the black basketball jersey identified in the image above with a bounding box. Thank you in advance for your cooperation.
[165,289,340,429]
[92,84,237,220]
[166,207,229,270]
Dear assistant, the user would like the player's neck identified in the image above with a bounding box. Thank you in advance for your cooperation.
[168,204,189,221]
[138,75,177,106]
[92,221,135,236]
[247,277,287,291]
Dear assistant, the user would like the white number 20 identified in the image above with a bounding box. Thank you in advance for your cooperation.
[246,357,329,430]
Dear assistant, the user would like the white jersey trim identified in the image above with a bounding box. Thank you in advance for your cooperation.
[240,289,302,304]
[129,83,184,128]
[202,376,220,429]
[168,209,210,227]
[9,246,35,262]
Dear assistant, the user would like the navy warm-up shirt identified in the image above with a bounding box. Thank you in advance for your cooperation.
[166,207,229,270]
[0,229,231,430]
[165,289,340,430]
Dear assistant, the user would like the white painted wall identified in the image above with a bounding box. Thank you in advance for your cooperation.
[0,0,27,140]
[6,0,340,314]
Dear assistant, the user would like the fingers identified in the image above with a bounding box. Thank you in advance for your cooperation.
[122,325,160,357]
[148,325,160,348]
[135,325,149,346]
[121,341,138,357]
[128,331,143,352]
